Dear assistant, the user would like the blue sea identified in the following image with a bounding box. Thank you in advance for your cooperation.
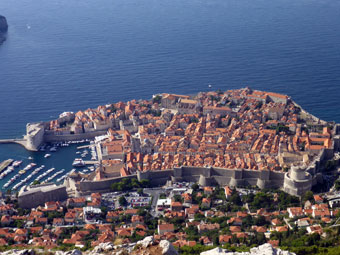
[0,0,340,191]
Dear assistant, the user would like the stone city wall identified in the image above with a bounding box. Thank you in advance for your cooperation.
[139,167,286,189]
[44,130,107,142]
[77,175,137,195]
[70,148,333,197]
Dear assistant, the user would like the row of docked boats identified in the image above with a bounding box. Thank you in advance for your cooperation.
[35,167,55,182]
[0,166,14,180]
[39,139,91,152]
[42,169,65,184]
[3,164,44,190]
[18,162,37,175]
[12,165,45,190]
[56,169,75,183]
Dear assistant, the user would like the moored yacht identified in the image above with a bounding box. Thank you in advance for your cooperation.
[13,160,23,167]
[72,158,85,167]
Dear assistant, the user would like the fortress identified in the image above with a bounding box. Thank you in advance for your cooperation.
[25,123,45,151]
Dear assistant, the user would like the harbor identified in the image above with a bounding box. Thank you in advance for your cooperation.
[0,140,98,192]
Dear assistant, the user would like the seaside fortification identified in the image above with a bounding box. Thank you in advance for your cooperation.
[25,123,45,151]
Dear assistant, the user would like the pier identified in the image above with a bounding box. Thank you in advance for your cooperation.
[77,145,93,150]
[84,161,99,165]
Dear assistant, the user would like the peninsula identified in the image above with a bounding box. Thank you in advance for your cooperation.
[12,88,340,202]
[1,88,340,255]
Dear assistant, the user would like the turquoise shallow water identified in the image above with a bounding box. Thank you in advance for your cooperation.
[0,0,339,190]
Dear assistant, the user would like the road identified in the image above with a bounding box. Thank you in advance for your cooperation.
[144,188,163,217]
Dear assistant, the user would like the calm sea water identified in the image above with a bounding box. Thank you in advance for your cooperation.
[0,0,340,190]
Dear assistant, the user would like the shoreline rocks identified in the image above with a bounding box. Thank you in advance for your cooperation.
[0,15,8,44]
[0,15,8,33]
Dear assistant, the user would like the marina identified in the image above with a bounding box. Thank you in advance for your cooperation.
[0,140,97,191]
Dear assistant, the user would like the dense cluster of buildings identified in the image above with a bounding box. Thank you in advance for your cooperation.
[44,88,335,180]
[1,184,340,251]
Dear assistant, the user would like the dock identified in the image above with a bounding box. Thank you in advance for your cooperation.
[84,161,99,165]
[77,145,94,150]
[0,159,14,173]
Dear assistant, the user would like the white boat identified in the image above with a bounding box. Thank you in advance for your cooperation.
[50,147,57,152]
[44,154,51,158]
[72,158,85,167]
[23,164,33,171]
[13,160,23,167]
[28,156,33,160]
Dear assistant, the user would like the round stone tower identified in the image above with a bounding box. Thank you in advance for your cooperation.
[283,165,312,197]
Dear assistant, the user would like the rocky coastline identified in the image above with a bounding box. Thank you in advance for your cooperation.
[0,15,8,44]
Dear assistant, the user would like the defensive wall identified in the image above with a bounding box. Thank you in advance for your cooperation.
[44,130,107,142]
[65,175,138,196]
[69,147,334,197]
[137,167,286,190]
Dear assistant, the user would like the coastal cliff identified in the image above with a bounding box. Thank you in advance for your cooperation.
[0,15,8,44]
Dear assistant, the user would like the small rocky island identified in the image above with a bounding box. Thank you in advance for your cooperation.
[0,15,8,44]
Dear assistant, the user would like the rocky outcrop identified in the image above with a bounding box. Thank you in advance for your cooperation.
[0,15,8,44]
[91,242,116,254]
[137,236,155,248]
[0,15,8,33]
[200,244,295,255]
[132,236,178,255]
[1,249,37,255]
[159,240,179,255]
